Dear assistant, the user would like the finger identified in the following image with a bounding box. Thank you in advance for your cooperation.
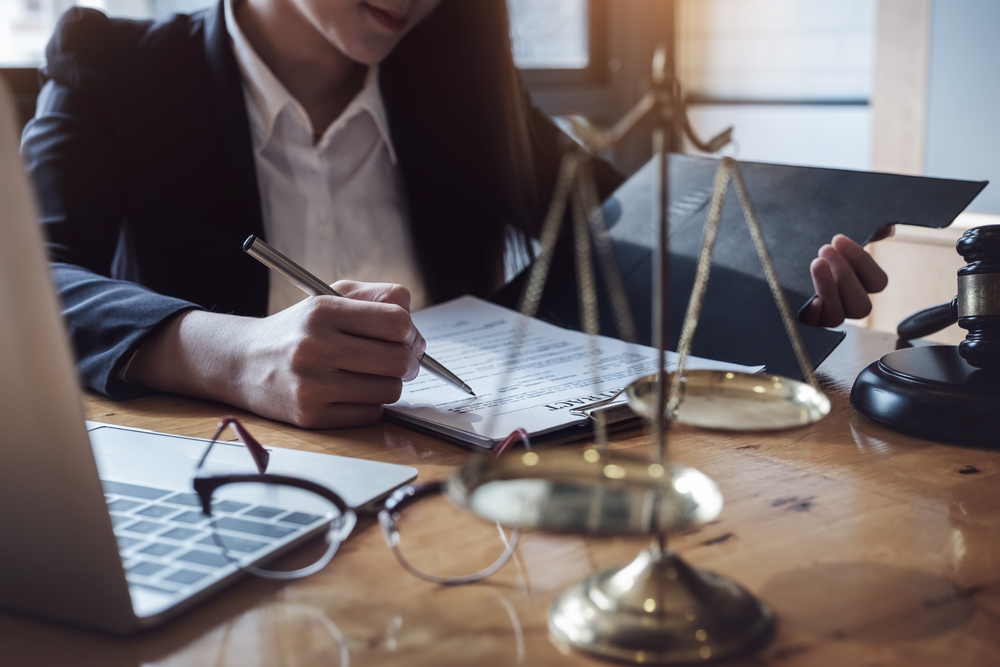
[294,369,404,408]
[307,297,419,346]
[294,332,420,380]
[810,256,844,327]
[409,329,427,359]
[832,234,889,293]
[871,224,895,242]
[333,280,412,311]
[324,280,427,357]
[819,244,872,320]
[291,403,386,430]
[310,293,425,355]
[799,296,823,326]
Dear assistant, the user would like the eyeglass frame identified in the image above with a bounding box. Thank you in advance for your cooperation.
[192,417,530,585]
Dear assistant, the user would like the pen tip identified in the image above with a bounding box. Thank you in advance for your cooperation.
[465,385,476,396]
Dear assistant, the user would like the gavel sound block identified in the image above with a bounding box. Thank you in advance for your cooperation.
[851,226,1000,445]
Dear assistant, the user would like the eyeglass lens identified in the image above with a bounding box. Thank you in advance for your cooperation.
[380,491,518,585]
[205,481,356,581]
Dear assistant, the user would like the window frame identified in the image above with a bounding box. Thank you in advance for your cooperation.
[1,67,41,132]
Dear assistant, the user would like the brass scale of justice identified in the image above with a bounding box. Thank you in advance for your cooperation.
[442,47,832,664]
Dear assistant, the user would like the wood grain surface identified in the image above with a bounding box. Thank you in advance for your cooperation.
[2,326,999,667]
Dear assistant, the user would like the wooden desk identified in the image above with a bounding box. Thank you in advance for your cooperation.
[3,326,999,666]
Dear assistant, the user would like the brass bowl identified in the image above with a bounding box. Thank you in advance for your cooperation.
[627,370,830,431]
[448,450,722,535]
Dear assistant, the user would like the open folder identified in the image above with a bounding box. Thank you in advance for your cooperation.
[388,297,760,449]
[494,154,987,380]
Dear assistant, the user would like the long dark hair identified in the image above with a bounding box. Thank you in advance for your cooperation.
[380,0,557,304]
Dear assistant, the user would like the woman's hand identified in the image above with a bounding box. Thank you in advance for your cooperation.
[127,282,426,429]
[799,228,893,328]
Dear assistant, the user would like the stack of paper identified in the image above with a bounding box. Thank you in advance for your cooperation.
[388,297,761,449]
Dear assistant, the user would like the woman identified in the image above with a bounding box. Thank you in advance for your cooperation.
[23,0,886,429]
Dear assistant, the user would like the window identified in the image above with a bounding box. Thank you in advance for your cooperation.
[0,0,56,66]
[508,0,588,70]
[509,0,606,86]
[676,0,878,170]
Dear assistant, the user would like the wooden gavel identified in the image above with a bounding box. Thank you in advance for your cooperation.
[896,225,1000,370]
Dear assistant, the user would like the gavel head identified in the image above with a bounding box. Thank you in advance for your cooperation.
[956,225,1000,370]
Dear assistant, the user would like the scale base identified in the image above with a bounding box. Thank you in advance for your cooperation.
[548,548,774,664]
[851,345,1000,445]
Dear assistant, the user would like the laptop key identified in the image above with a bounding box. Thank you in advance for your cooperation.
[121,520,165,534]
[139,542,180,557]
[102,480,172,500]
[279,512,324,526]
[244,506,285,519]
[214,517,295,539]
[115,535,142,550]
[109,513,132,527]
[177,550,231,568]
[165,569,209,585]
[128,561,168,577]
[171,511,210,524]
[214,500,250,513]
[197,535,267,553]
[135,504,178,519]
[107,498,144,512]
[160,527,204,542]
[163,492,202,507]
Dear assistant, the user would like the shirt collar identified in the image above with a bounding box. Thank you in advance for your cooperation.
[223,0,398,163]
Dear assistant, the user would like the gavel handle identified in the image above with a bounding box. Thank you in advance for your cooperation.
[896,298,958,340]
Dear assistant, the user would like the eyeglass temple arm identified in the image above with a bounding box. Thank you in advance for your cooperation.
[490,428,531,458]
[196,417,270,474]
[372,430,529,517]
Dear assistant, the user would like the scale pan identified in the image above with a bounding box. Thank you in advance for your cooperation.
[627,370,830,431]
[447,451,722,535]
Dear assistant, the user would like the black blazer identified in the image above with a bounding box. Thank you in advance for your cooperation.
[23,3,622,399]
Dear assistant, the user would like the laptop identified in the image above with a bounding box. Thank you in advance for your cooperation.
[0,82,417,634]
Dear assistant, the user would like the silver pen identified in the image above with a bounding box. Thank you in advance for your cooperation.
[243,235,475,396]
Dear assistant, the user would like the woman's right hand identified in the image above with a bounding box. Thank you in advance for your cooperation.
[127,282,426,429]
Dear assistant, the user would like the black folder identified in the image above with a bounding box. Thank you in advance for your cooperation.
[498,154,987,380]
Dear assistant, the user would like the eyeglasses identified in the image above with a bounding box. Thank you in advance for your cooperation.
[192,417,529,585]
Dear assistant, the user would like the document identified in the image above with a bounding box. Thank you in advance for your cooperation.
[388,297,761,449]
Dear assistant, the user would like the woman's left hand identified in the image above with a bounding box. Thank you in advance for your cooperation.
[799,227,893,328]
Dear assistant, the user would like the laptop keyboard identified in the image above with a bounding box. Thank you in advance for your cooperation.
[102,480,326,595]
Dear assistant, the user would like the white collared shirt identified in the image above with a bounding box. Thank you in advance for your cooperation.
[224,0,427,315]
